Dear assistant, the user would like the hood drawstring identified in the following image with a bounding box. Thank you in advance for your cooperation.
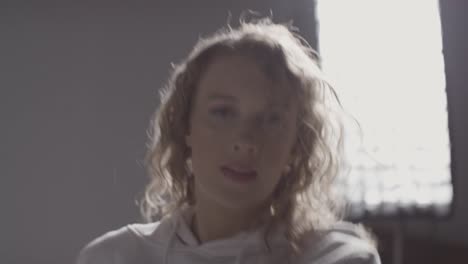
[162,215,180,264]
[233,241,250,264]
[162,208,270,264]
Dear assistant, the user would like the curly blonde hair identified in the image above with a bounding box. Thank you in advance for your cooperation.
[141,17,349,253]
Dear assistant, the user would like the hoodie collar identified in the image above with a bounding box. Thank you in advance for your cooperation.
[170,205,284,257]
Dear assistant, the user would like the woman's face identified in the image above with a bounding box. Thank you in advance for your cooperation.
[185,54,299,212]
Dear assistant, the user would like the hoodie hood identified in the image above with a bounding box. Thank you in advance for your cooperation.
[164,206,289,263]
[77,205,380,264]
[127,205,290,264]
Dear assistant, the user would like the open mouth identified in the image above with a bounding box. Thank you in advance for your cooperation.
[221,166,257,183]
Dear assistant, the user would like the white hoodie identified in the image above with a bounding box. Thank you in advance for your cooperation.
[76,207,380,264]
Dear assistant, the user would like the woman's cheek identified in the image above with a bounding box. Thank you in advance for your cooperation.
[206,115,238,132]
[202,119,233,143]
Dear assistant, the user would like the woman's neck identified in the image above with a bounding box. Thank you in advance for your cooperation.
[190,199,267,243]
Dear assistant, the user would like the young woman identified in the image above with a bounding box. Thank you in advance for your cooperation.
[77,17,381,264]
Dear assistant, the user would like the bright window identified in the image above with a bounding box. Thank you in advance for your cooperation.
[316,0,452,218]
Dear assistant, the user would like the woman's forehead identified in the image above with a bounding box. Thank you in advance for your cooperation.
[197,54,296,107]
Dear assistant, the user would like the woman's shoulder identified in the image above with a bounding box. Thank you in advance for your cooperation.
[75,221,164,264]
[297,221,381,264]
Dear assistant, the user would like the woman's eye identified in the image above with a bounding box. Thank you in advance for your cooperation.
[265,113,283,124]
[210,106,235,119]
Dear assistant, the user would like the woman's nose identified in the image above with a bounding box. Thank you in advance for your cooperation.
[232,141,258,156]
[231,119,262,156]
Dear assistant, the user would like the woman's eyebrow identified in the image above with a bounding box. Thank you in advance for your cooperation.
[205,92,291,111]
[206,92,238,102]
[267,101,291,110]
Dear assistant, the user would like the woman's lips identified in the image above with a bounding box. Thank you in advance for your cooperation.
[221,166,257,183]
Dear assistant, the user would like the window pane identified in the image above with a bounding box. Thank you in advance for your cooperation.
[316,0,453,218]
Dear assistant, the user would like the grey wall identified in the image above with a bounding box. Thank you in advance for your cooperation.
[2,1,466,263]
[430,0,468,245]
[1,1,296,263]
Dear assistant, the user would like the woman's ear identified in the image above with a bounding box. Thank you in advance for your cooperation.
[289,140,299,162]
[185,133,193,148]
[185,118,193,148]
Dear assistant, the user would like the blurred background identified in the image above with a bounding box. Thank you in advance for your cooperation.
[1,1,467,263]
